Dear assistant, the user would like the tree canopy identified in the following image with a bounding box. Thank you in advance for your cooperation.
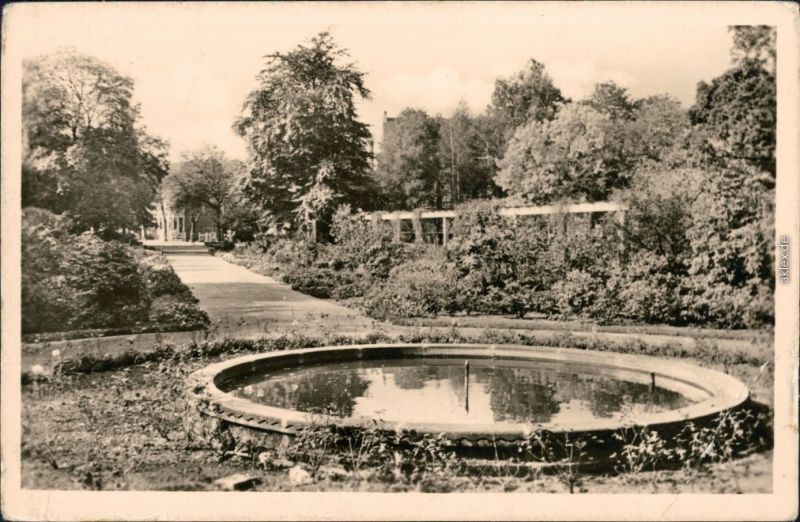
[583,81,637,120]
[690,33,776,180]
[496,103,634,203]
[437,102,499,204]
[488,59,565,135]
[234,32,376,231]
[22,49,168,237]
[166,146,244,240]
[374,108,443,210]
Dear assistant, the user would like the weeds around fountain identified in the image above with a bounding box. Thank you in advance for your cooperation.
[526,431,599,493]
[611,427,671,475]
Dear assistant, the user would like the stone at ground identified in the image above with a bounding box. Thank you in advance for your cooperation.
[257,452,294,470]
[318,465,349,481]
[288,465,314,486]
[256,451,273,466]
[213,473,260,491]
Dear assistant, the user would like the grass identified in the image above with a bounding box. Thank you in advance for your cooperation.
[391,315,771,341]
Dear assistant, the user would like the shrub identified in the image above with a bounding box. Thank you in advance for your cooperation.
[361,256,457,320]
[283,267,342,299]
[140,257,197,303]
[446,201,606,319]
[21,208,209,334]
[149,296,210,328]
[266,237,318,269]
[65,235,152,328]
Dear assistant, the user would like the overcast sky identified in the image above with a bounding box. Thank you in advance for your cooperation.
[13,3,737,162]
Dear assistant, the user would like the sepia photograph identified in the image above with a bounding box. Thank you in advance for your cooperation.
[1,1,798,520]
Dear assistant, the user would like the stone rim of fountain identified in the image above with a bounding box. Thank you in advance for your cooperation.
[187,343,750,442]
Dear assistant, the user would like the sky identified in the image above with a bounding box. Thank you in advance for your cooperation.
[11,2,737,162]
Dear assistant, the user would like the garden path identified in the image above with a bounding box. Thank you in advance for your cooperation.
[165,254,379,337]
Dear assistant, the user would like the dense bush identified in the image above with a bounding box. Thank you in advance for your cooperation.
[283,267,346,299]
[226,184,773,330]
[362,255,458,319]
[277,206,431,301]
[22,208,209,334]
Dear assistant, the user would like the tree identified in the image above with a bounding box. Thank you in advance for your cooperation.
[375,108,443,210]
[496,103,634,203]
[730,25,776,74]
[437,102,498,205]
[481,59,566,184]
[488,59,565,135]
[166,147,243,241]
[690,26,776,180]
[234,32,376,233]
[583,81,637,120]
[22,49,168,237]
[628,95,690,167]
[680,25,777,327]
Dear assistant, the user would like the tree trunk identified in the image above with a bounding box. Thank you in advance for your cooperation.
[159,200,168,241]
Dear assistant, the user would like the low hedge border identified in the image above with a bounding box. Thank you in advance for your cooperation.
[22,321,209,344]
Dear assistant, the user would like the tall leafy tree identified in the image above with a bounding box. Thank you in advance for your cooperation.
[488,59,565,135]
[583,81,637,120]
[166,146,243,241]
[375,108,443,210]
[628,95,690,167]
[496,103,634,203]
[690,26,776,180]
[437,102,498,205]
[681,25,777,327]
[234,32,376,232]
[730,25,776,74]
[22,49,168,237]
[481,59,566,187]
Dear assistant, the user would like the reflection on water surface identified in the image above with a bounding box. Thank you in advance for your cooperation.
[225,358,692,425]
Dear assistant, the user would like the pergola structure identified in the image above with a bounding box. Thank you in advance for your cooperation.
[360,201,628,246]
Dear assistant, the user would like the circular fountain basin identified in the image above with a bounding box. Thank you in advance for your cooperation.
[187,344,749,442]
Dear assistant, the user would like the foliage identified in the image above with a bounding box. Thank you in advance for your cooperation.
[165,146,244,240]
[437,102,500,205]
[683,27,776,328]
[362,256,458,320]
[690,26,775,180]
[690,60,776,178]
[496,85,690,206]
[445,200,592,319]
[375,108,444,210]
[148,297,210,329]
[526,431,596,494]
[730,25,776,73]
[223,191,263,242]
[234,32,376,231]
[22,208,208,334]
[672,408,771,472]
[488,59,565,138]
[22,49,168,237]
[497,104,634,203]
[583,81,637,120]
[682,168,774,328]
[283,267,349,299]
[611,427,670,475]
